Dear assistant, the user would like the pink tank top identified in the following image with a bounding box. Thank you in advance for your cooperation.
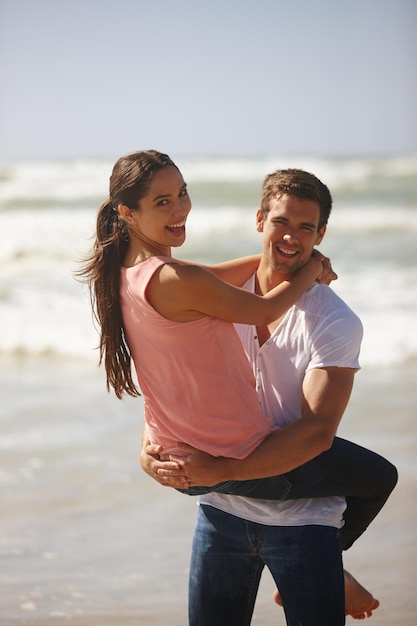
[120,256,274,459]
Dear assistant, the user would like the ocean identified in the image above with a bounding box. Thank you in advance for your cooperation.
[1,154,416,625]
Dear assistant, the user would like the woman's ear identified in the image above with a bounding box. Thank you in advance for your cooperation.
[118,204,135,224]
[256,209,264,232]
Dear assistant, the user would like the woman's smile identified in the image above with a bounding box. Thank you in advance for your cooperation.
[166,219,187,236]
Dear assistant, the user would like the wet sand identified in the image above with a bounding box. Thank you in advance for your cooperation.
[1,357,416,625]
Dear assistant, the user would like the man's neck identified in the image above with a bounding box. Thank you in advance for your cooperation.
[254,266,291,346]
[254,266,289,296]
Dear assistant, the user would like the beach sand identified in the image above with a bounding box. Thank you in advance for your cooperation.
[1,356,416,625]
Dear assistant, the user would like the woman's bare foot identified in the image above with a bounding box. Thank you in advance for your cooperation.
[273,570,380,619]
[344,570,380,619]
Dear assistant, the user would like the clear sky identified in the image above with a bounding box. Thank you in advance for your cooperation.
[0,0,416,160]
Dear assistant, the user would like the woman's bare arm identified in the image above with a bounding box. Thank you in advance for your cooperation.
[176,254,261,287]
[177,252,337,288]
[147,255,323,325]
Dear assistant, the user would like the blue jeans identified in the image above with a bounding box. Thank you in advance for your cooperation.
[189,504,345,626]
[179,436,398,550]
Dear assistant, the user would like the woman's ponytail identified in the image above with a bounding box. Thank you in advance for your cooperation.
[79,150,178,399]
[79,198,139,398]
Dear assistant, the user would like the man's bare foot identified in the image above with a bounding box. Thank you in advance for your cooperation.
[273,588,283,606]
[344,570,380,619]
[272,570,380,619]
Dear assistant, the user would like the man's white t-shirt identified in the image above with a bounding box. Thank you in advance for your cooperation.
[199,277,363,528]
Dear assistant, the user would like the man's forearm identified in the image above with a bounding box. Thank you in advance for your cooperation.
[142,368,354,487]
[211,366,353,482]
[215,418,332,482]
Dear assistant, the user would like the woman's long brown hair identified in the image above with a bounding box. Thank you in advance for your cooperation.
[78,150,177,398]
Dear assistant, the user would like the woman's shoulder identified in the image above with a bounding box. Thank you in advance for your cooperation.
[122,255,175,274]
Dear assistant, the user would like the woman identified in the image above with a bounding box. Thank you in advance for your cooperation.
[80,149,396,522]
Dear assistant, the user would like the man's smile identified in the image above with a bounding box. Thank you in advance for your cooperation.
[276,246,299,257]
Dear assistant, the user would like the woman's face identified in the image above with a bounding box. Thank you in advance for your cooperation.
[130,166,192,250]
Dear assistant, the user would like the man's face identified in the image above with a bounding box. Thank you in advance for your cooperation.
[257,193,326,275]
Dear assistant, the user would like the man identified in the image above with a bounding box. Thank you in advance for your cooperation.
[141,169,391,625]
